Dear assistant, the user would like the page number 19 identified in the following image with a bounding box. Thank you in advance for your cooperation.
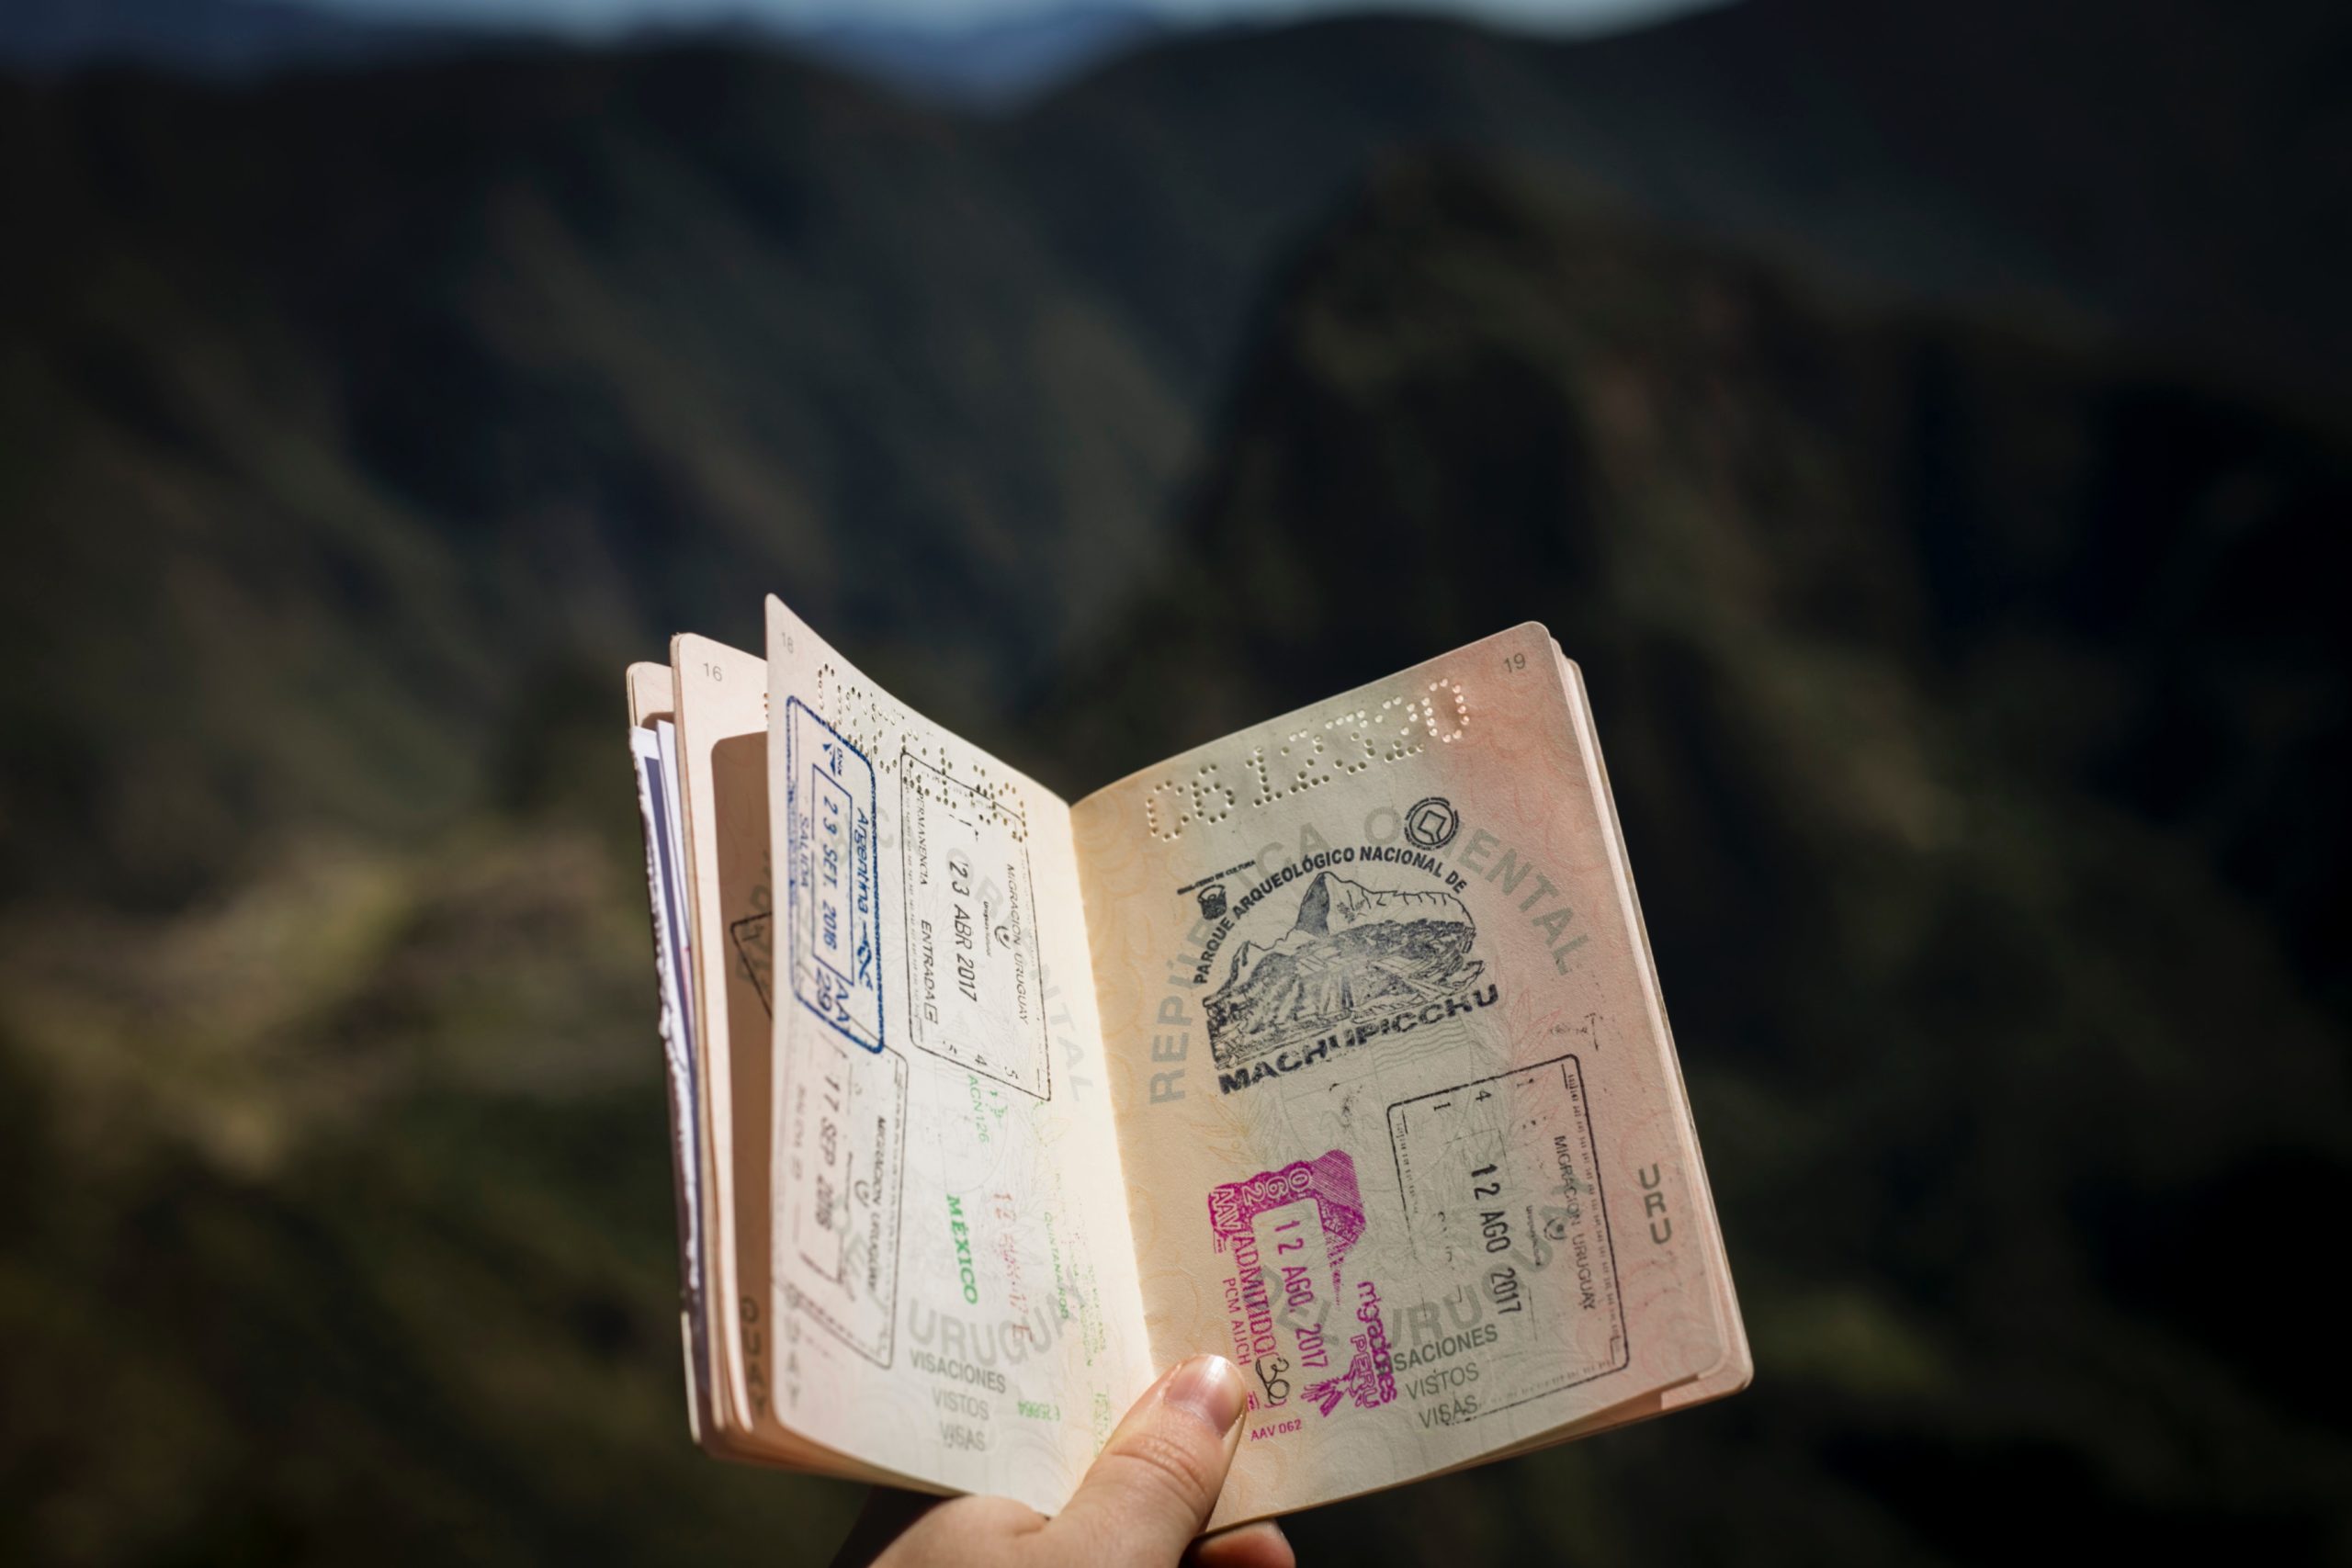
[1502,650,1528,673]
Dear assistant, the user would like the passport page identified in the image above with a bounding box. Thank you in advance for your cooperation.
[762,597,1156,1510]
[669,637,906,1480]
[1071,623,1736,1525]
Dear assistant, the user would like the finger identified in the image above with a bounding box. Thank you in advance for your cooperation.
[1185,1518,1296,1568]
[1046,1355,1248,1565]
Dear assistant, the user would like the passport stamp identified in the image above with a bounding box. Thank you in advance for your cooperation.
[785,696,885,1051]
[1207,1151,1398,1422]
[779,695,909,1365]
[899,750,1051,1100]
[1386,1055,1628,1421]
[784,1034,909,1367]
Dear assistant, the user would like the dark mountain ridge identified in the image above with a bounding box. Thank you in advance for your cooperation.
[0,0,498,74]
[7,3,2347,912]
[1048,155,2351,1559]
[1052,152,2352,1023]
[1011,0,2352,409]
[791,3,1170,107]
[0,0,1169,105]
[1,44,1186,902]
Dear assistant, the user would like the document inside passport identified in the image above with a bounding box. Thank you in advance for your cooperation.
[624,595,1747,1525]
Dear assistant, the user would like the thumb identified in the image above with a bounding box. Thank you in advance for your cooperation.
[1046,1355,1250,1564]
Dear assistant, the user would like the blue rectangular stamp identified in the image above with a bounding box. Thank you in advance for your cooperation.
[785,697,886,1052]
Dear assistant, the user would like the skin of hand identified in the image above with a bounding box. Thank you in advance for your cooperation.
[829,1355,1295,1568]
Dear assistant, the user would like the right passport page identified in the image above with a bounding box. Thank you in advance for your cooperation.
[1072,622,1742,1527]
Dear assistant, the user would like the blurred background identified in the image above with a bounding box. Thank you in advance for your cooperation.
[4,0,2348,1562]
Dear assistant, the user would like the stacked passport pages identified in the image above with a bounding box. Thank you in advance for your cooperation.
[627,594,1748,1524]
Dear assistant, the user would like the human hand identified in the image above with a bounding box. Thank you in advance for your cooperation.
[829,1355,1294,1568]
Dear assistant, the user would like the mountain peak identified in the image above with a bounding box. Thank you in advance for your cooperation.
[1303,870,1471,937]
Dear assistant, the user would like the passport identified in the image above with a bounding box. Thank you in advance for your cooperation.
[625,597,1747,1525]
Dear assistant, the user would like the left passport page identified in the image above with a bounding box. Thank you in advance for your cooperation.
[760,596,1158,1510]
[668,637,899,1479]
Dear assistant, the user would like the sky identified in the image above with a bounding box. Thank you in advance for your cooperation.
[299,0,1725,40]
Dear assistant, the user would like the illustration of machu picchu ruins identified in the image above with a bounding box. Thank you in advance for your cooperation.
[1204,872,1485,1068]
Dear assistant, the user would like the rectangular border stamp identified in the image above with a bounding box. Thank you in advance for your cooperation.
[897,750,1052,1100]
[784,1034,910,1368]
[1385,1054,1629,1419]
[784,697,885,1052]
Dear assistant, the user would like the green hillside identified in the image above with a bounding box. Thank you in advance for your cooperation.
[0,48,1193,907]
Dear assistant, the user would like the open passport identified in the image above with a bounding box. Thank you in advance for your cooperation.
[626,597,1748,1527]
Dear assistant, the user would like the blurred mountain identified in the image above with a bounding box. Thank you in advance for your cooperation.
[6,3,2349,911]
[0,45,1198,908]
[3,9,2350,1562]
[1054,152,2352,1018]
[1046,153,2352,1558]
[0,0,480,73]
[789,4,1170,107]
[1012,0,2352,407]
[0,0,1170,104]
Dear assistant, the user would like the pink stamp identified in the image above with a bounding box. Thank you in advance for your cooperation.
[1207,1151,1396,1423]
